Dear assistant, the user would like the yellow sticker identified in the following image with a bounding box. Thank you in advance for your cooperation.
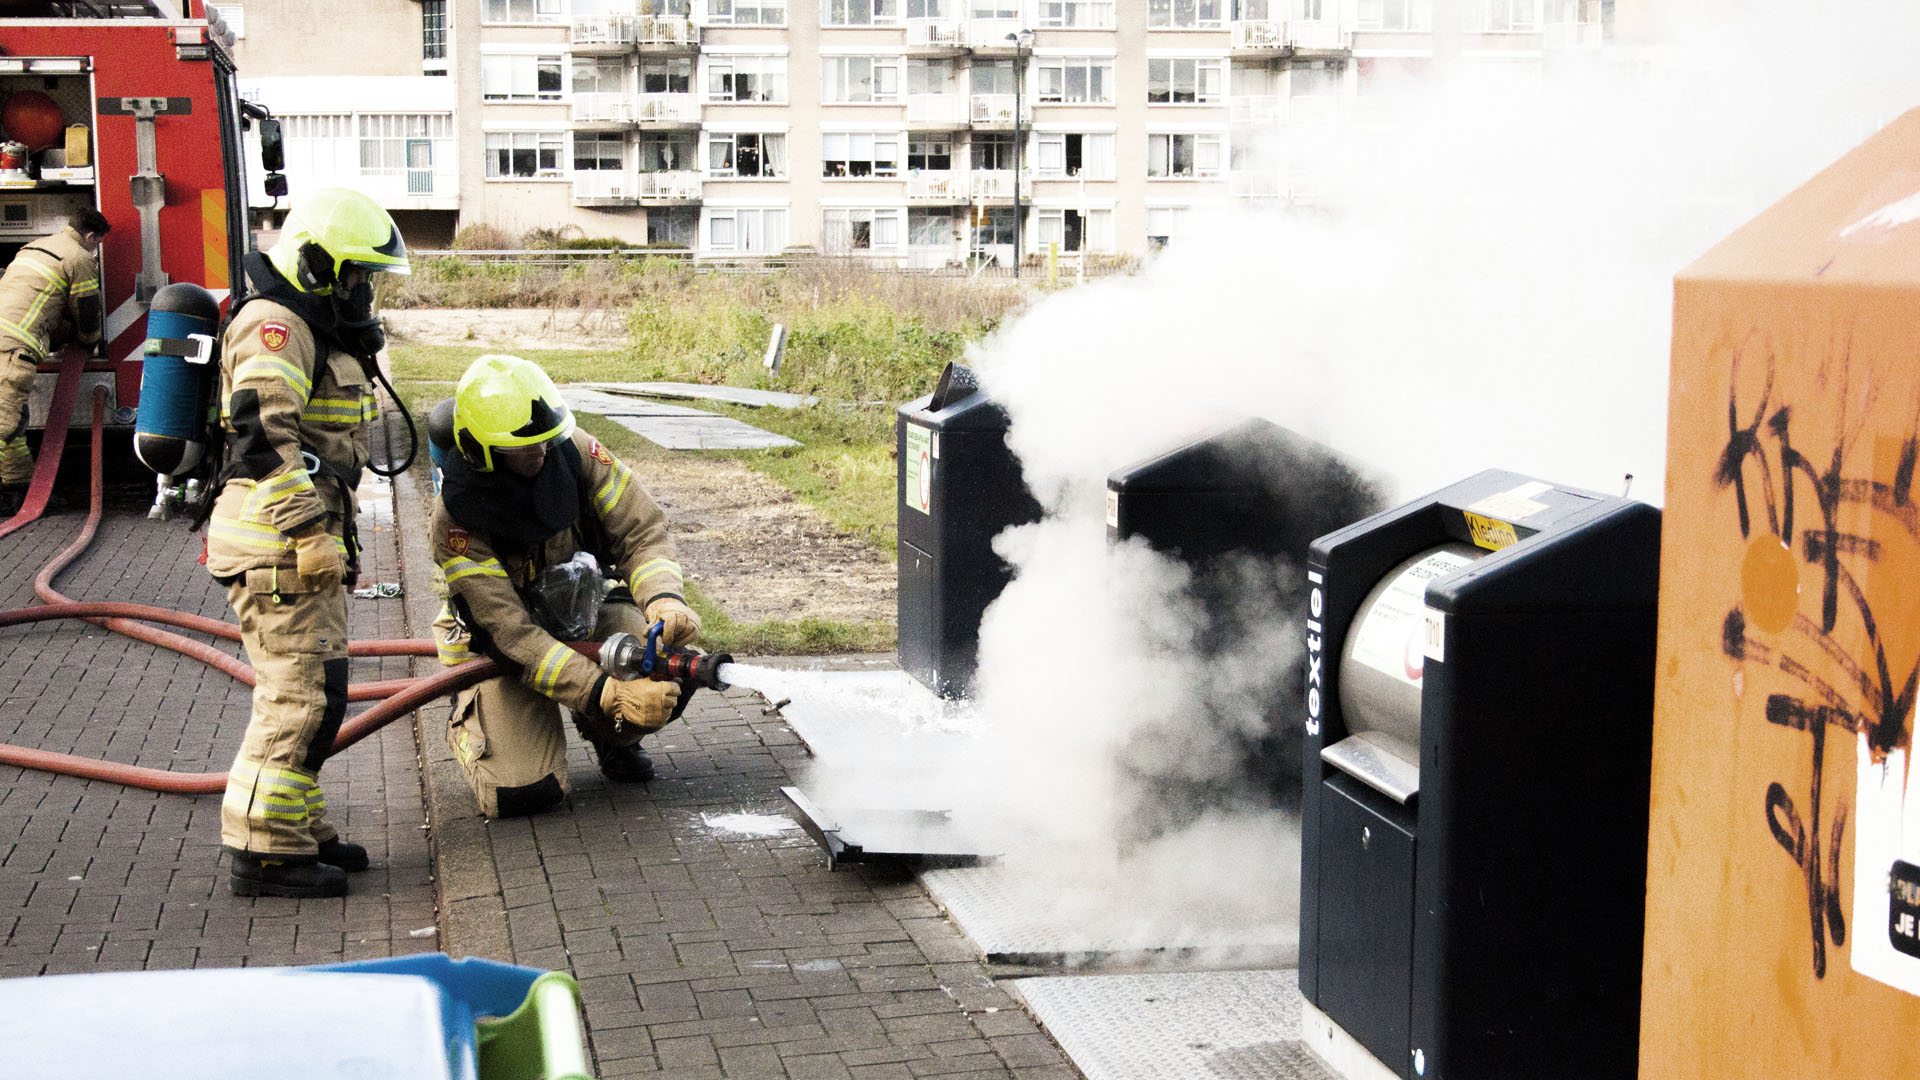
[1463,511,1519,551]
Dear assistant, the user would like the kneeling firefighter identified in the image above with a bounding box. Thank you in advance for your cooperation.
[430,354,705,818]
[203,187,410,898]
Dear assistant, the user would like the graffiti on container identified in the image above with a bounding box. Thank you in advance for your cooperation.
[1713,340,1920,978]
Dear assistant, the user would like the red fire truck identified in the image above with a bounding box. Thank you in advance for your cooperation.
[0,1,280,436]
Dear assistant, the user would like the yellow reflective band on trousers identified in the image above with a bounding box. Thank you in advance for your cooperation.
[442,556,508,584]
[224,763,321,825]
[533,642,571,695]
[232,356,313,402]
[629,558,680,594]
[246,469,316,514]
[594,463,632,516]
[208,515,296,553]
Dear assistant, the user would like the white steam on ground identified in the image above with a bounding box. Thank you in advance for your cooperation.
[770,2,1920,962]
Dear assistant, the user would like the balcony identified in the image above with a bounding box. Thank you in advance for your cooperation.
[1229,169,1285,199]
[968,169,1030,201]
[907,93,968,128]
[907,169,966,202]
[1288,16,1350,52]
[635,16,698,49]
[572,14,638,51]
[1231,19,1288,51]
[967,18,1022,52]
[906,18,968,52]
[969,93,1031,127]
[1230,94,1282,126]
[636,92,701,125]
[574,170,640,206]
[572,92,637,128]
[635,170,703,202]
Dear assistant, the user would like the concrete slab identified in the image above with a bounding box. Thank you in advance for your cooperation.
[557,386,708,418]
[584,381,819,409]
[602,413,801,450]
[1012,969,1336,1080]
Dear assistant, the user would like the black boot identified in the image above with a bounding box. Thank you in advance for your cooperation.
[0,485,24,518]
[588,738,654,782]
[229,853,348,898]
[317,836,369,873]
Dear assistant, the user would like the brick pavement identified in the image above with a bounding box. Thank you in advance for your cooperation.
[0,457,437,978]
[393,464,1078,1078]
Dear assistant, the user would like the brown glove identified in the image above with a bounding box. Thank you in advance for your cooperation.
[644,596,702,649]
[292,527,344,591]
[598,676,682,732]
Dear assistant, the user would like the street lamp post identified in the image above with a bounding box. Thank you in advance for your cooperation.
[1008,28,1032,279]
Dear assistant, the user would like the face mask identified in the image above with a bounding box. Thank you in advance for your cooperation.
[332,277,385,358]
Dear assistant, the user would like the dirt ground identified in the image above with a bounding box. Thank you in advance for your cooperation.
[386,308,897,627]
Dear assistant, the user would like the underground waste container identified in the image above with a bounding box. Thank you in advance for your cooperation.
[1298,469,1659,1080]
[1106,416,1383,808]
[0,951,590,1079]
[897,361,1040,697]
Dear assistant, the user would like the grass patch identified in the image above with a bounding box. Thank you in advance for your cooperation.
[389,343,630,385]
[685,580,895,656]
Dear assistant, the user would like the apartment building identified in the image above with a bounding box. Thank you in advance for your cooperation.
[226,0,1607,261]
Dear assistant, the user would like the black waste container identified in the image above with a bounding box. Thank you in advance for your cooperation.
[897,362,1041,698]
[1299,469,1659,1080]
[1106,417,1383,812]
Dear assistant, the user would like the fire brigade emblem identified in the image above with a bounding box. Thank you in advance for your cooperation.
[589,440,614,466]
[260,321,291,351]
[446,527,470,556]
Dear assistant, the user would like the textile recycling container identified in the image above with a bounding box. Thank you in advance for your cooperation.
[896,361,1040,697]
[1298,469,1659,1080]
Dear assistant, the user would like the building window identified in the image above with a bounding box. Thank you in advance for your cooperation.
[823,57,903,104]
[1036,58,1113,104]
[908,58,957,95]
[485,131,566,178]
[420,0,446,60]
[1147,59,1224,105]
[1036,0,1114,27]
[283,114,355,179]
[483,0,563,23]
[908,0,954,15]
[1146,205,1187,247]
[1035,132,1113,179]
[1356,0,1426,30]
[1035,208,1113,253]
[1469,0,1534,31]
[971,0,1019,17]
[640,57,693,94]
[824,208,904,252]
[482,54,564,101]
[359,114,450,175]
[707,132,786,178]
[649,208,698,246]
[826,0,900,25]
[909,209,952,246]
[572,57,626,95]
[971,206,1014,247]
[822,132,902,178]
[1148,0,1222,28]
[707,55,788,103]
[573,133,624,172]
[638,0,693,15]
[971,60,1016,95]
[970,133,1014,171]
[1147,133,1222,178]
[642,132,697,171]
[707,208,788,253]
[708,0,786,24]
[908,136,953,170]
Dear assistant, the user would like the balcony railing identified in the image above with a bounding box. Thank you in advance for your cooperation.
[635,170,703,199]
[906,18,966,46]
[1229,169,1285,198]
[572,92,636,125]
[969,93,1030,125]
[636,92,701,122]
[968,169,1030,199]
[1231,19,1286,47]
[635,16,698,45]
[907,93,968,126]
[573,171,639,203]
[1289,17,1349,50]
[907,169,966,200]
[968,18,1021,48]
[571,14,637,47]
[1230,94,1283,126]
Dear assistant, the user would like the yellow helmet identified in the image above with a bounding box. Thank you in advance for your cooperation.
[267,186,411,294]
[452,354,575,471]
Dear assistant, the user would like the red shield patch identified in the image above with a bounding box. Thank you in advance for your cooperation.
[589,440,614,466]
[260,321,291,352]
[445,527,469,556]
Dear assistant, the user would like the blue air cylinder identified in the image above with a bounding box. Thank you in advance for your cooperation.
[427,397,456,495]
[133,282,223,477]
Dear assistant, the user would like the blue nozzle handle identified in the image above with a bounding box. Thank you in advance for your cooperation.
[642,620,664,676]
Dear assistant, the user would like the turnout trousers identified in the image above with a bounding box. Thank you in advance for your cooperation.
[446,600,652,818]
[0,346,37,486]
[220,571,350,859]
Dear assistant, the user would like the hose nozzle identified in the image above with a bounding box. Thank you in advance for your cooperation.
[600,630,732,691]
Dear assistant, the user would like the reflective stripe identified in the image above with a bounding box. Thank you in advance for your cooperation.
[249,469,315,512]
[0,439,27,462]
[232,356,313,402]
[442,556,508,584]
[208,516,295,552]
[361,394,379,422]
[593,463,632,516]
[629,558,680,593]
[69,276,98,296]
[532,642,571,695]
[227,765,319,824]
[437,636,472,666]
[303,396,367,424]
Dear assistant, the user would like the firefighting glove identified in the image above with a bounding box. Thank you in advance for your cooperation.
[598,676,682,733]
[292,527,345,592]
[644,596,702,649]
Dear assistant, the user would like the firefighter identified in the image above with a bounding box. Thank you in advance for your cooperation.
[206,187,409,898]
[430,354,700,818]
[0,208,108,515]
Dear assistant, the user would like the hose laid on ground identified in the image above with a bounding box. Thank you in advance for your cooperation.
[0,347,87,542]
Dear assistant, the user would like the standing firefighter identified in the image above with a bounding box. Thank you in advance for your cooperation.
[206,187,408,898]
[0,209,108,515]
[430,354,700,818]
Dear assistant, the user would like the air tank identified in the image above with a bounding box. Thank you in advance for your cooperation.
[132,282,222,477]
